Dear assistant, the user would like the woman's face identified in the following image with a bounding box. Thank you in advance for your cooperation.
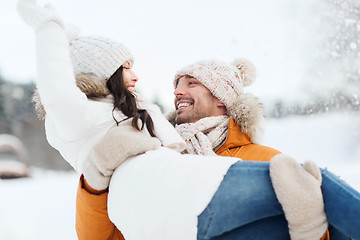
[122,61,138,93]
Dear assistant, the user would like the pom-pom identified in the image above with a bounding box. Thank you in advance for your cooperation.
[65,24,81,43]
[232,58,256,87]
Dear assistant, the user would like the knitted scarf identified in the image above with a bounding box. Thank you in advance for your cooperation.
[175,115,229,156]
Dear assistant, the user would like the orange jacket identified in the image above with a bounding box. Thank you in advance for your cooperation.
[76,176,125,240]
[216,118,280,160]
[75,118,328,240]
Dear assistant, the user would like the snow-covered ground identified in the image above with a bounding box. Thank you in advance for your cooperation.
[0,169,79,240]
[1,111,359,240]
[264,111,360,191]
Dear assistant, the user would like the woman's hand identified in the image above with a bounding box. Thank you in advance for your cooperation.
[17,0,64,30]
[82,119,161,191]
[270,154,328,240]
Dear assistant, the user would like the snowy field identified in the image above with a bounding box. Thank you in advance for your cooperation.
[1,112,359,240]
[264,111,360,191]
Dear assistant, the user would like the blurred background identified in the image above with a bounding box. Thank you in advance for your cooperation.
[0,0,359,239]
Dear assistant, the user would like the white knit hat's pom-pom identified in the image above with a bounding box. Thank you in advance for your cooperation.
[232,58,256,87]
[65,24,81,43]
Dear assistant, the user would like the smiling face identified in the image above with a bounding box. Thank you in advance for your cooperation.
[174,76,226,124]
[122,60,138,92]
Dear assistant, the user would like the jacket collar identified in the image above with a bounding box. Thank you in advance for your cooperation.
[216,118,252,153]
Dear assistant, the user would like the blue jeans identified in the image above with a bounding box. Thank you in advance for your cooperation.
[197,161,360,240]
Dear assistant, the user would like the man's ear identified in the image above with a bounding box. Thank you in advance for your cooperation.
[215,98,227,115]
[215,99,225,107]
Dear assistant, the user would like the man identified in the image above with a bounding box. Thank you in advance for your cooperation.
[171,58,279,160]
[76,59,329,240]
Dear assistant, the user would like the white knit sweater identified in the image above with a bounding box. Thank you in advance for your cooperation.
[35,22,185,173]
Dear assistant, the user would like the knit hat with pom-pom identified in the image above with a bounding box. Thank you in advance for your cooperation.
[174,59,264,143]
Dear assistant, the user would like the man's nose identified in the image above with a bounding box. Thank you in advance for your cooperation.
[174,85,185,96]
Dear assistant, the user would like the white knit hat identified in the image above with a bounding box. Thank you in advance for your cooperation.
[32,29,135,120]
[69,36,134,79]
[174,59,264,143]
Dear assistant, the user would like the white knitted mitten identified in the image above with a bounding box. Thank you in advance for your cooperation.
[82,121,161,191]
[270,154,328,240]
[17,0,64,30]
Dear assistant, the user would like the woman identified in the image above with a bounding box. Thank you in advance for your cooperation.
[17,0,187,191]
[17,0,360,240]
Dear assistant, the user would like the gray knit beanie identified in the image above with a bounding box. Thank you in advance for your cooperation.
[174,59,264,143]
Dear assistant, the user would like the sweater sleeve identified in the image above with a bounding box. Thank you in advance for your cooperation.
[35,22,92,141]
[76,175,125,240]
[137,100,186,152]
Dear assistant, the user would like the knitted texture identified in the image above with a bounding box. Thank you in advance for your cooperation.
[270,154,328,240]
[176,115,229,155]
[82,118,161,190]
[69,36,134,79]
[17,0,133,80]
[176,60,240,107]
[174,58,264,144]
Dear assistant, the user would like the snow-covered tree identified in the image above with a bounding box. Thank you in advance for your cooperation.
[308,0,360,108]
[266,0,360,118]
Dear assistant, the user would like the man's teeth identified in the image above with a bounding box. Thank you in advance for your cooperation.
[178,102,191,109]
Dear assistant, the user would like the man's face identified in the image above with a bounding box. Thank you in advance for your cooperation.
[174,76,226,124]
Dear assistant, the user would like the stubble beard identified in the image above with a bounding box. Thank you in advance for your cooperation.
[175,106,205,125]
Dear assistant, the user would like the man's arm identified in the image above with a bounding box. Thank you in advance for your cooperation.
[76,175,125,240]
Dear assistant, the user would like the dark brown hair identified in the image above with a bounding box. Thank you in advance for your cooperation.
[106,66,155,137]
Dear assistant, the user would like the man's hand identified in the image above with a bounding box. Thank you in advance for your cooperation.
[82,119,161,191]
[17,0,64,30]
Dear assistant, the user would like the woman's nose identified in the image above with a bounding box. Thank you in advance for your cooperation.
[132,72,138,82]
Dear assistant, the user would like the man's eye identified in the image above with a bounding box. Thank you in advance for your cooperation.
[189,81,197,85]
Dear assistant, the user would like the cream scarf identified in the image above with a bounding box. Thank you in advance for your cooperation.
[175,115,229,156]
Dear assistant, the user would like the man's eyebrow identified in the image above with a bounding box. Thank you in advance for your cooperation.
[176,75,195,86]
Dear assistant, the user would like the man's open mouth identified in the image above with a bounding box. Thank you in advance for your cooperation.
[177,102,192,111]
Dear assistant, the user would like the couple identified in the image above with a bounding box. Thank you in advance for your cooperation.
[17,0,360,240]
